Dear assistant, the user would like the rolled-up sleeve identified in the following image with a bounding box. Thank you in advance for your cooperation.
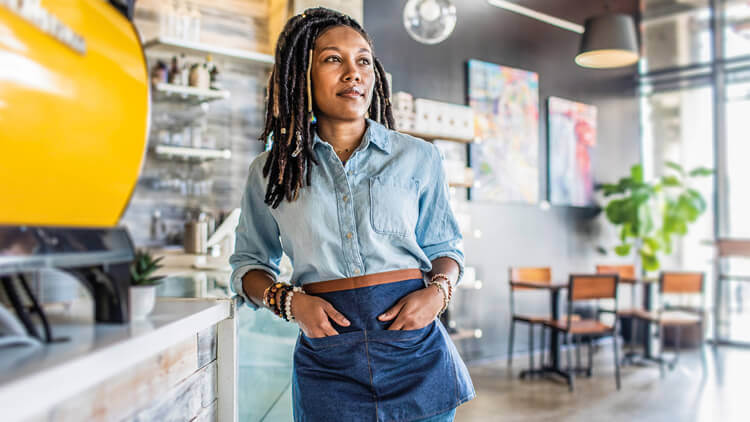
[415,143,465,285]
[229,154,283,310]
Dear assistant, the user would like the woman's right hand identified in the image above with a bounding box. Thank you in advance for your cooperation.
[291,293,351,338]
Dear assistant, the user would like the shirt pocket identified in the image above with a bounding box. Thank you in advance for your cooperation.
[369,175,419,237]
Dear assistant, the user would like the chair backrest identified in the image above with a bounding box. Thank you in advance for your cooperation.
[661,272,704,294]
[569,274,618,301]
[596,264,635,279]
[509,267,551,290]
[716,238,750,258]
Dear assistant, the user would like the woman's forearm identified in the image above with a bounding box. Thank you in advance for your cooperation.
[241,269,277,309]
[427,256,460,285]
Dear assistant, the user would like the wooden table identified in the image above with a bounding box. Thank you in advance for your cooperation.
[509,281,570,385]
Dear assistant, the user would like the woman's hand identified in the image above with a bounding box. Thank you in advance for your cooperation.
[377,284,444,330]
[292,293,351,338]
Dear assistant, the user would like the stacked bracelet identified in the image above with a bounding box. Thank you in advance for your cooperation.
[428,273,454,315]
[263,282,305,321]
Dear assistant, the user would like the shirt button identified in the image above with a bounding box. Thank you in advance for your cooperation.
[346,232,353,239]
[342,194,348,202]
[354,268,361,275]
[347,170,353,176]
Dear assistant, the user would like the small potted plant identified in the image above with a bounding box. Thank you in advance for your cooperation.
[129,249,165,320]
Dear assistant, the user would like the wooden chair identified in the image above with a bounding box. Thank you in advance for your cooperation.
[543,274,621,391]
[633,271,706,376]
[596,265,640,355]
[507,267,552,373]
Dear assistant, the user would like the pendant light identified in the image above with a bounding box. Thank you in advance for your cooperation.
[575,13,639,69]
[403,0,457,45]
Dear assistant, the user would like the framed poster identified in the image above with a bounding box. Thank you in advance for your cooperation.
[547,96,597,207]
[467,59,539,203]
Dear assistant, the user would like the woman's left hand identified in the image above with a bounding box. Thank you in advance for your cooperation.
[377,284,444,330]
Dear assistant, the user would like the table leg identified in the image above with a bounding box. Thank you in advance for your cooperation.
[550,289,560,369]
[644,282,653,358]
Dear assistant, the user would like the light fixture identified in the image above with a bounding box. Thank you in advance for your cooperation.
[487,1,639,69]
[487,0,583,33]
[403,0,457,45]
[575,14,639,69]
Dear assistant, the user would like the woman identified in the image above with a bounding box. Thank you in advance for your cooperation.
[230,7,475,422]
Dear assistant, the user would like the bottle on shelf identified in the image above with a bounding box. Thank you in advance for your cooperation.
[188,61,209,89]
[189,3,201,42]
[205,55,221,90]
[168,56,180,84]
[159,1,174,38]
[176,1,190,40]
[179,53,190,85]
[166,0,179,38]
[151,60,168,85]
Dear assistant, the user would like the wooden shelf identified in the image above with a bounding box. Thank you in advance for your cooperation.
[450,328,482,341]
[449,181,474,189]
[400,129,474,144]
[154,145,231,161]
[152,83,230,104]
[458,280,483,290]
[143,37,274,66]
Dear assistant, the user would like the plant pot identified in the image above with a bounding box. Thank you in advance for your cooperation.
[129,285,157,321]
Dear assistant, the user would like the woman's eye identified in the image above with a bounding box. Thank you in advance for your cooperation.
[359,58,371,65]
[325,56,341,62]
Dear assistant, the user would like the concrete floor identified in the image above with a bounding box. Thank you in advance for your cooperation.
[455,345,749,422]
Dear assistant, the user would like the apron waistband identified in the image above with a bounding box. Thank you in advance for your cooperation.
[303,268,423,294]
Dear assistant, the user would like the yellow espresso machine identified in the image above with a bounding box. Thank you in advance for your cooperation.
[0,0,149,334]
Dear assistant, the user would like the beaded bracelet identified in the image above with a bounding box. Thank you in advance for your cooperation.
[278,287,289,320]
[263,282,283,309]
[428,280,450,315]
[285,286,304,321]
[430,273,453,301]
[428,273,454,315]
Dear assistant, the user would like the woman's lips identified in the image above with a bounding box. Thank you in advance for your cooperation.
[337,87,364,98]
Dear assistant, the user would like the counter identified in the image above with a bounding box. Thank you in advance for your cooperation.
[0,297,237,422]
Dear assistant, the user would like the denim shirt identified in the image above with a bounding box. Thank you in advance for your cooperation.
[229,118,465,310]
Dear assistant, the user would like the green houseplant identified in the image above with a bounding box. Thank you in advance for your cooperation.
[598,162,713,274]
[129,250,164,320]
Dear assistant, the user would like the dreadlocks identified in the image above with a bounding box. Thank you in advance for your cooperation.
[259,7,395,208]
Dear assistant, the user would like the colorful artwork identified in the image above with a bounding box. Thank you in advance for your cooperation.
[467,59,539,203]
[547,96,597,207]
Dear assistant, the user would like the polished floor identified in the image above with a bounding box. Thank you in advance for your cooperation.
[456,345,749,422]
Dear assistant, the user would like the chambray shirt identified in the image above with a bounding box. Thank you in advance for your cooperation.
[229,118,465,310]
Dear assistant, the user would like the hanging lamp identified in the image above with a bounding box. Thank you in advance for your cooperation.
[575,13,639,69]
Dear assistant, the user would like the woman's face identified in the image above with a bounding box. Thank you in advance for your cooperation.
[311,26,375,123]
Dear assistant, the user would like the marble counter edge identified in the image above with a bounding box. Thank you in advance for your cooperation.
[0,298,233,422]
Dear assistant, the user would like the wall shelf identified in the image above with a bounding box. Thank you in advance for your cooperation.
[154,145,231,161]
[143,37,274,66]
[152,83,230,104]
[449,181,474,189]
[449,328,482,341]
[400,130,474,144]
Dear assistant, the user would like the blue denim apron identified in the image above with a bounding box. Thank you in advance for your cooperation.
[292,277,475,422]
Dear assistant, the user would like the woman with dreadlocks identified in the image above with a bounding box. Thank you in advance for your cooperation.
[230,7,475,422]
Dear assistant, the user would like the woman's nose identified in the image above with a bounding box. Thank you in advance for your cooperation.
[342,63,361,82]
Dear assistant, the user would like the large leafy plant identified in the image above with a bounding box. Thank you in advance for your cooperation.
[130,249,165,286]
[598,162,713,273]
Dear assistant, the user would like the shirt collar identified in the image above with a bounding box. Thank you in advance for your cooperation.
[312,118,391,154]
